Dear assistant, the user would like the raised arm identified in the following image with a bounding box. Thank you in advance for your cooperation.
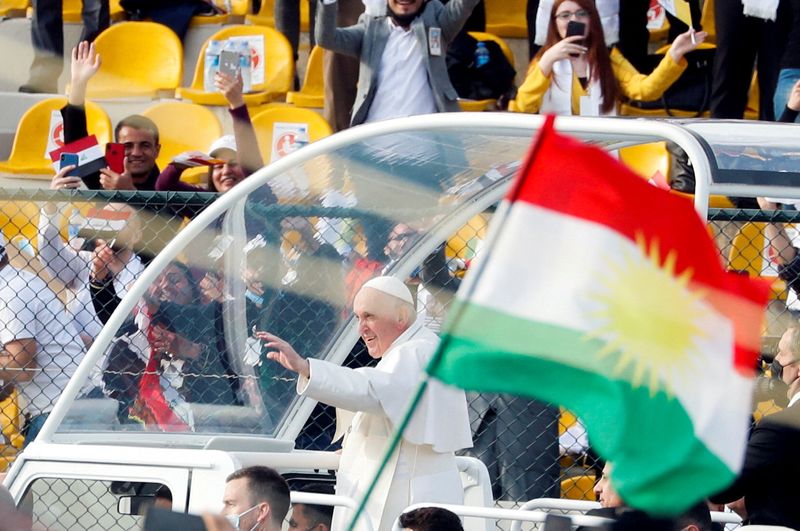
[315,0,366,58]
[615,29,707,102]
[38,167,91,288]
[437,0,482,43]
[215,72,263,174]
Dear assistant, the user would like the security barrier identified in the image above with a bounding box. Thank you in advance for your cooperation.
[0,189,795,526]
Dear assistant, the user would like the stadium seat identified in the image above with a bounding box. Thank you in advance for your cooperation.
[0,388,24,472]
[140,101,223,183]
[286,46,324,108]
[560,475,597,501]
[87,22,183,99]
[178,25,294,106]
[0,97,112,176]
[0,0,28,18]
[619,142,670,189]
[728,222,788,301]
[246,0,311,31]
[458,31,515,112]
[446,213,488,271]
[250,106,332,163]
[484,0,527,38]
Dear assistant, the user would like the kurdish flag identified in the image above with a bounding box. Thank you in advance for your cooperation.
[427,117,769,515]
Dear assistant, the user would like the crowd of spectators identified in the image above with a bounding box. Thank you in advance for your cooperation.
[2,0,800,529]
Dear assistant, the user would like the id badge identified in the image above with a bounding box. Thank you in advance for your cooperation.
[429,27,442,56]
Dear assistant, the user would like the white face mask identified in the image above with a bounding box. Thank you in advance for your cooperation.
[226,504,260,531]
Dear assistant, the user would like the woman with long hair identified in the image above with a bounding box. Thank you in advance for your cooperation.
[515,0,706,116]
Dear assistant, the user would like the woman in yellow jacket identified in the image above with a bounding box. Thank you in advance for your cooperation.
[515,0,708,116]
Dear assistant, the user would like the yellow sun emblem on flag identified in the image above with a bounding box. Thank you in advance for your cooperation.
[586,233,706,395]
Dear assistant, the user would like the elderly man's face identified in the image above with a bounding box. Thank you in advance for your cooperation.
[776,329,800,389]
[354,287,408,358]
[594,463,623,508]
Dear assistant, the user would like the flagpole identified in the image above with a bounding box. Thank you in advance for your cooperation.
[345,116,557,531]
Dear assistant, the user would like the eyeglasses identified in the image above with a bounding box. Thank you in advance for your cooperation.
[554,9,590,21]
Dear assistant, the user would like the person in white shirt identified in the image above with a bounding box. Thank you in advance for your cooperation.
[315,0,480,126]
[256,276,472,531]
[0,235,84,443]
[38,166,146,347]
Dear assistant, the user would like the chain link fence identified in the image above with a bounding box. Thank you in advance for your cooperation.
[1,189,797,525]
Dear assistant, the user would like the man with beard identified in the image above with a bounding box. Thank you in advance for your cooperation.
[315,0,480,126]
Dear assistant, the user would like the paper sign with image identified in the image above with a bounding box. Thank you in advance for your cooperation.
[229,35,265,86]
[270,122,310,163]
[45,110,65,159]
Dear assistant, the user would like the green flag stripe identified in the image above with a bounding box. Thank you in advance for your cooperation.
[431,308,736,515]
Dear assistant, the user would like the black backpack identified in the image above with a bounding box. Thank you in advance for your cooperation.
[446,32,516,101]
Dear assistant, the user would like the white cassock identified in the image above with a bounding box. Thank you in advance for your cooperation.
[297,320,473,531]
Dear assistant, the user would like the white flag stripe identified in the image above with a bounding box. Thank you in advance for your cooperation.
[459,201,750,470]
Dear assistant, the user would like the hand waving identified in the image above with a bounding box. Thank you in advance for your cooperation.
[254,331,310,378]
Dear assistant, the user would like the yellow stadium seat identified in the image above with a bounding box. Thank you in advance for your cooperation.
[561,475,597,501]
[485,0,527,38]
[458,32,515,112]
[446,213,488,264]
[728,222,788,301]
[140,101,223,182]
[619,141,670,188]
[286,46,324,108]
[250,106,332,164]
[179,25,294,106]
[0,97,112,176]
[246,0,310,31]
[0,388,24,472]
[0,0,28,18]
[1,201,43,250]
[63,0,124,22]
[87,22,183,99]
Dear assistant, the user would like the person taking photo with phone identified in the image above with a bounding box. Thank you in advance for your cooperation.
[514,0,706,116]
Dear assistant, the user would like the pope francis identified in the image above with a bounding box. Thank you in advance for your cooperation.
[256,276,472,531]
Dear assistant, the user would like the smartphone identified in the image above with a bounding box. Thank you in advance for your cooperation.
[219,50,241,80]
[59,153,80,177]
[566,20,586,58]
[105,142,125,174]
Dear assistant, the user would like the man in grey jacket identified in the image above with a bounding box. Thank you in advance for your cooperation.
[315,0,480,126]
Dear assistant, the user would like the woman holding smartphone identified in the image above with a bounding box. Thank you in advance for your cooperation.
[514,0,707,116]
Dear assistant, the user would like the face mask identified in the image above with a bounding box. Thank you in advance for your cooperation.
[772,356,800,378]
[772,358,786,380]
[226,505,260,531]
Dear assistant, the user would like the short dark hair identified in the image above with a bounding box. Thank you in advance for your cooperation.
[115,114,160,145]
[673,502,712,531]
[399,507,463,531]
[295,483,334,528]
[226,466,291,526]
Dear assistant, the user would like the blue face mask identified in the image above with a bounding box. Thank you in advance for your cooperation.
[226,505,260,531]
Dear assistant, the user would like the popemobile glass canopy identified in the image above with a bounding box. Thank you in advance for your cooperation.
[37,114,800,448]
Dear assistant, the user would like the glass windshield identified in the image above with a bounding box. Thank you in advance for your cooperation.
[682,120,800,188]
[55,128,532,440]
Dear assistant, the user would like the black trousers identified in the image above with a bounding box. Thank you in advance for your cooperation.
[275,0,317,64]
[27,0,109,90]
[711,0,785,120]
